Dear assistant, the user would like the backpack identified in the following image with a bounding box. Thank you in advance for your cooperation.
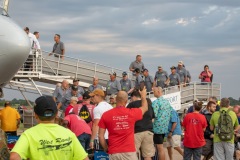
[217,109,234,141]
[79,105,92,123]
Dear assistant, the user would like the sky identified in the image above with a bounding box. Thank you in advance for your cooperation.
[1,0,240,100]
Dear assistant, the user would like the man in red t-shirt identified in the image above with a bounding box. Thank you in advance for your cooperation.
[183,101,207,160]
[65,96,78,117]
[63,113,92,152]
[98,88,148,160]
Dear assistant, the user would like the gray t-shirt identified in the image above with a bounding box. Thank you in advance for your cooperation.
[106,79,121,95]
[61,90,82,110]
[129,61,145,73]
[135,75,144,88]
[144,75,154,92]
[169,73,180,86]
[53,87,67,104]
[176,67,187,83]
[154,71,168,88]
[120,79,134,93]
[88,84,103,92]
[52,41,65,56]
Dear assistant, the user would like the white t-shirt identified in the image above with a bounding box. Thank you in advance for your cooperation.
[28,33,40,55]
[93,101,113,139]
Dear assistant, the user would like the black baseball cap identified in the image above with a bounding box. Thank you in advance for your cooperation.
[72,85,78,91]
[73,78,80,82]
[122,71,127,76]
[83,91,91,99]
[134,68,140,73]
[170,66,176,70]
[34,96,57,117]
[142,68,148,72]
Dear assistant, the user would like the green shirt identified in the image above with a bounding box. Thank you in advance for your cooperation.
[210,108,239,143]
[11,123,87,160]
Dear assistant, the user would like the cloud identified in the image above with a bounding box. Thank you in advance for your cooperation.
[3,0,240,100]
[142,18,159,25]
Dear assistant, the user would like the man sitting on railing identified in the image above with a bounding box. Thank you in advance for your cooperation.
[49,34,65,60]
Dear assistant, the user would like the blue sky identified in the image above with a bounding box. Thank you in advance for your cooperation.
[2,0,240,100]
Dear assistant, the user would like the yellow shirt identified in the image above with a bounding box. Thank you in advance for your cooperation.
[0,106,20,131]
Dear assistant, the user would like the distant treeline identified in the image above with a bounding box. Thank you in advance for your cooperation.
[229,97,240,106]
[0,98,34,107]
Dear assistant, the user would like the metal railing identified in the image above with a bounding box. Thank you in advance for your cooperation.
[15,49,43,77]
[40,50,133,86]
[13,49,221,112]
[147,82,221,112]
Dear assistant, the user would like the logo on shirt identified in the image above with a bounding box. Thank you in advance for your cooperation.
[38,137,72,155]
[190,118,199,125]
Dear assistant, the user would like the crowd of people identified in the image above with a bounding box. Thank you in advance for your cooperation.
[0,76,238,160]
[0,28,236,160]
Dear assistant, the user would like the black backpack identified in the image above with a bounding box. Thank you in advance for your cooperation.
[217,109,234,141]
[79,105,92,123]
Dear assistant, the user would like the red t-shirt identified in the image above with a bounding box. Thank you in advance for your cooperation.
[73,102,95,129]
[65,105,74,117]
[64,114,92,137]
[98,107,142,154]
[183,112,207,148]
[200,71,212,82]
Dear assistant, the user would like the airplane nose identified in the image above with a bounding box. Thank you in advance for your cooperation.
[0,15,30,86]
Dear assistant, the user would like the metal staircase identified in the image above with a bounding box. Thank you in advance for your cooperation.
[5,49,221,111]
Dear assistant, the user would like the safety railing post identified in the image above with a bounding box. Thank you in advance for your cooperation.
[94,63,97,77]
[57,55,60,75]
[193,82,196,100]
[75,59,79,78]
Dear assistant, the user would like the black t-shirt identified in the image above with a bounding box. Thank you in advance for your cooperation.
[127,98,155,133]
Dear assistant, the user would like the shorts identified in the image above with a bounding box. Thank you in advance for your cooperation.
[153,134,165,144]
[202,139,213,156]
[134,131,155,157]
[109,152,138,160]
[166,135,181,148]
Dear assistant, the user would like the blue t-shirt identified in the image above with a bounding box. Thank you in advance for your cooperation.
[166,110,182,136]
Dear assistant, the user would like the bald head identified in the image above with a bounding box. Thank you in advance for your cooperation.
[62,80,69,89]
[153,86,163,98]
[93,77,99,85]
[233,105,240,114]
[116,91,128,106]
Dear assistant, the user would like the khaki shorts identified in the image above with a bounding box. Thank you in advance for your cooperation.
[135,131,155,158]
[166,135,181,148]
[109,152,137,160]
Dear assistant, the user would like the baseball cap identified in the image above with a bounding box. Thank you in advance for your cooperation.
[134,68,140,73]
[122,71,127,76]
[71,85,78,91]
[34,96,57,117]
[158,66,162,68]
[73,78,80,82]
[83,91,91,99]
[170,66,176,69]
[89,89,105,97]
[71,96,78,102]
[109,71,116,76]
[142,68,148,72]
[110,94,116,99]
[178,61,184,65]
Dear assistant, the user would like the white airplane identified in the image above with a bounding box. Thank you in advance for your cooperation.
[0,3,30,97]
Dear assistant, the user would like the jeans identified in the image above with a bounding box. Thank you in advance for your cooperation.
[77,133,91,152]
[183,146,202,160]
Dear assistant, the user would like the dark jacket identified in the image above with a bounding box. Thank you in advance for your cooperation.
[202,110,214,140]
